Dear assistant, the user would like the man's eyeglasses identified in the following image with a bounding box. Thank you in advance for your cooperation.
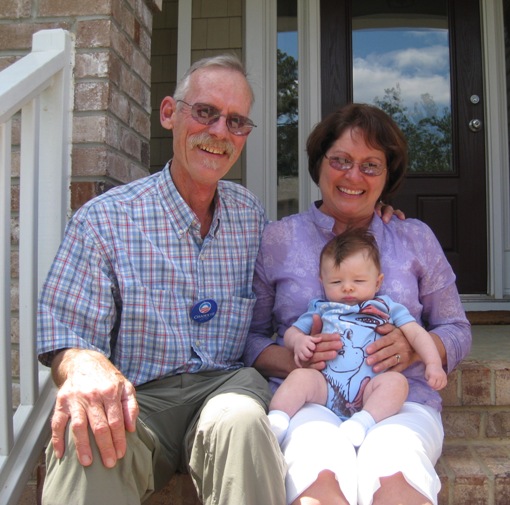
[324,154,386,177]
[176,100,256,136]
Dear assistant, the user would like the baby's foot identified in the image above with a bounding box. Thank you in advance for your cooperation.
[338,418,367,447]
[338,410,375,447]
[267,410,290,445]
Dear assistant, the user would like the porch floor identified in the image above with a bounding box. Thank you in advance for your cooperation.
[470,325,510,360]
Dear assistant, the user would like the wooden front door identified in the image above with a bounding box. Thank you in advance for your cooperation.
[320,0,487,294]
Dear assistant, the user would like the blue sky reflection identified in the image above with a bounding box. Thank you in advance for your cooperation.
[353,28,451,112]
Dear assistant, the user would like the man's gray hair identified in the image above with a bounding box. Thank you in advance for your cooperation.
[173,54,254,105]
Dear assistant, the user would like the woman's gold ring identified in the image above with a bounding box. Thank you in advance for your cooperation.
[395,354,401,364]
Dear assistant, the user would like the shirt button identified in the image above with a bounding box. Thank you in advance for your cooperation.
[195,340,201,346]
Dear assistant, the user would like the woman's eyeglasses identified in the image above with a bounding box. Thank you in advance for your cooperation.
[324,154,386,177]
[176,100,256,136]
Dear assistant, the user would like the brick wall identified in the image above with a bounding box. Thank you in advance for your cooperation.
[1,0,161,208]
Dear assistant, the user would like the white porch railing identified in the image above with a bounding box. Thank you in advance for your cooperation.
[0,29,73,505]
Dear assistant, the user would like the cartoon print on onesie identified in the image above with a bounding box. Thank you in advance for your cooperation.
[322,297,390,420]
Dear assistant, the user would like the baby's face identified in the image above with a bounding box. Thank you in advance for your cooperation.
[320,251,384,306]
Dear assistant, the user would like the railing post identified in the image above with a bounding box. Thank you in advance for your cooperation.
[0,121,13,457]
[0,28,74,505]
[19,97,40,405]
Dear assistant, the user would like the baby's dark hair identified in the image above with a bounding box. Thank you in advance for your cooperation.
[320,228,381,273]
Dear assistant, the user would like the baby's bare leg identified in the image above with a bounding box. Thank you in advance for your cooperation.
[362,371,409,422]
[339,372,409,447]
[268,368,328,444]
[270,368,328,416]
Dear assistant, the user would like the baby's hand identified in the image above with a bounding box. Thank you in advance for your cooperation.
[293,336,321,367]
[425,364,447,390]
[294,345,315,367]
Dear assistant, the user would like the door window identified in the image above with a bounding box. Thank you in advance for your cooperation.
[352,1,452,174]
[277,0,299,218]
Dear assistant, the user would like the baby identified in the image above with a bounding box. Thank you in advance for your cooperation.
[268,228,447,447]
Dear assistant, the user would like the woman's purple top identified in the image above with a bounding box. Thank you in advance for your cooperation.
[244,202,472,412]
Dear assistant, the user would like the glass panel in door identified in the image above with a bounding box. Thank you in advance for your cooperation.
[277,0,299,218]
[352,1,452,174]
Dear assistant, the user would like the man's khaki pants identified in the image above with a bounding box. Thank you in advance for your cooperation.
[42,368,286,505]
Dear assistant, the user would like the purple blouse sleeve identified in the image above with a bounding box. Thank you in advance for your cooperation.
[374,216,471,373]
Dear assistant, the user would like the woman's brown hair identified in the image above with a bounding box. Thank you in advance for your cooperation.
[306,103,408,201]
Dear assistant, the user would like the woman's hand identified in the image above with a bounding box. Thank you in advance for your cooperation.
[365,323,416,373]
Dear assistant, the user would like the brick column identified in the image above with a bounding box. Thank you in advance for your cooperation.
[1,0,162,211]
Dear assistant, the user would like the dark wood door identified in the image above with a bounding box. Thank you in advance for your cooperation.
[320,0,487,294]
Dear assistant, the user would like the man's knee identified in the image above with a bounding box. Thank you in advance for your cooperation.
[200,392,267,431]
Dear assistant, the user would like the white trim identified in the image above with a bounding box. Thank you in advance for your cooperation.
[298,0,321,210]
[245,0,278,219]
[177,0,192,80]
[464,0,510,310]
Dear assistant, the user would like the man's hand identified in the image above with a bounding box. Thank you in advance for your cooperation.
[375,201,406,223]
[306,314,343,370]
[50,349,139,468]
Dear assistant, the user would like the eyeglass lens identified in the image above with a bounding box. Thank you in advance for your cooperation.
[177,100,255,136]
[325,155,384,176]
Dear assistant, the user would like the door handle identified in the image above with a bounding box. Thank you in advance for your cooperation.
[469,119,482,132]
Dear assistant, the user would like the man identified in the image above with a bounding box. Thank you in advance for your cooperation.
[37,54,286,505]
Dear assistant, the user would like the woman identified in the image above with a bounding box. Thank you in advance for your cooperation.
[243,103,471,505]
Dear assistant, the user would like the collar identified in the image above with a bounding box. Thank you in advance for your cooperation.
[157,161,221,238]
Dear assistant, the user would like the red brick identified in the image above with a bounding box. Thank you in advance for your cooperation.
[494,362,510,405]
[441,369,460,406]
[130,104,150,138]
[109,86,130,124]
[486,411,510,438]
[120,127,142,160]
[475,443,510,473]
[112,0,136,39]
[111,23,133,66]
[73,114,107,143]
[71,146,109,177]
[39,0,112,17]
[495,475,510,505]
[453,477,489,505]
[76,19,113,48]
[132,48,152,84]
[461,362,492,406]
[442,410,482,439]
[0,22,70,50]
[71,180,116,210]
[75,52,110,79]
[75,81,110,111]
[0,0,31,19]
